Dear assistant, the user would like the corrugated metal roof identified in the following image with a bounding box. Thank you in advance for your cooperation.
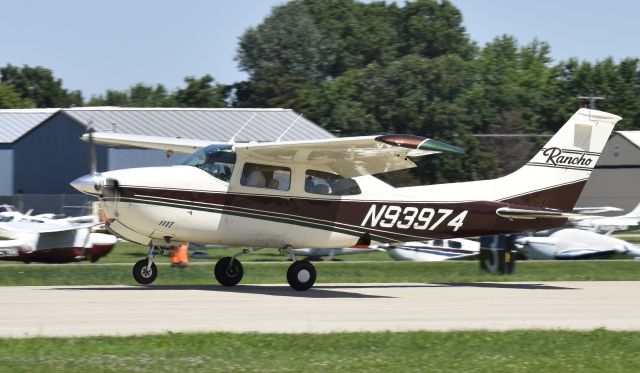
[0,109,59,143]
[616,131,640,149]
[62,107,334,142]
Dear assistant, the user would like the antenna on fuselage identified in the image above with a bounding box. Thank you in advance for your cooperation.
[276,113,303,142]
[229,113,257,143]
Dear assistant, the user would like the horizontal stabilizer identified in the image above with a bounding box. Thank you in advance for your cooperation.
[496,207,595,220]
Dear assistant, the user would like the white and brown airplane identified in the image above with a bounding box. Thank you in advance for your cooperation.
[71,108,620,290]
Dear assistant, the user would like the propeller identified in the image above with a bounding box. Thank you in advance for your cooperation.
[89,130,97,175]
[70,127,104,195]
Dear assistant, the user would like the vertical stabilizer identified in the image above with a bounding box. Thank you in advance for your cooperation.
[499,109,621,210]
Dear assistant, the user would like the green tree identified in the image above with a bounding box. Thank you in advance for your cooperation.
[0,83,35,109]
[299,0,400,76]
[316,54,496,183]
[0,64,82,107]
[88,83,175,107]
[237,1,330,82]
[397,0,476,60]
[457,36,559,176]
[234,0,477,111]
[172,75,227,107]
[549,57,640,130]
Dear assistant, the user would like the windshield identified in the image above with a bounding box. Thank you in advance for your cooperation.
[181,144,236,182]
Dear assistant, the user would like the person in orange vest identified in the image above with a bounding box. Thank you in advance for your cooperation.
[170,243,191,268]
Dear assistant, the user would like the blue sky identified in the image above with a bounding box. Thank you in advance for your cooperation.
[1,0,637,99]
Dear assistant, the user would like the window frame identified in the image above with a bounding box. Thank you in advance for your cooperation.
[304,169,362,196]
[239,162,292,191]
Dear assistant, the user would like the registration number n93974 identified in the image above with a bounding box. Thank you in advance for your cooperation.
[360,204,468,232]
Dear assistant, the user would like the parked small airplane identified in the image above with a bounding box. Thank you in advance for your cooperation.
[71,108,620,290]
[515,228,640,260]
[572,202,640,234]
[387,238,480,261]
[572,206,623,214]
[0,220,117,263]
[291,246,383,261]
[292,238,478,261]
[0,204,97,224]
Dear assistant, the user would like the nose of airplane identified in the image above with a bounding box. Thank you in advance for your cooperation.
[70,173,104,195]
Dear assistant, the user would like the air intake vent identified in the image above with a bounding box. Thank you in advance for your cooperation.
[158,220,175,229]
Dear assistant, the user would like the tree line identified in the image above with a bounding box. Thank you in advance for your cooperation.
[2,0,639,184]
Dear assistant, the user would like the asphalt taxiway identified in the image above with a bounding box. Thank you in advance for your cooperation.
[1,281,639,337]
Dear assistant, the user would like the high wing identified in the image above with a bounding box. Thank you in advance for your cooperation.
[83,132,464,178]
[81,132,218,154]
[233,135,464,177]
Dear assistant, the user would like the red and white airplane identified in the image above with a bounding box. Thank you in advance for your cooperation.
[71,108,620,290]
[0,221,117,263]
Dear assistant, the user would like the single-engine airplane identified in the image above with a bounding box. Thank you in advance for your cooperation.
[71,108,620,290]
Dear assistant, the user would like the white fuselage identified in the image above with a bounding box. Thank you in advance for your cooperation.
[99,164,398,248]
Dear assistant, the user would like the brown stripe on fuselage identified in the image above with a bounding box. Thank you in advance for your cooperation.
[115,186,564,242]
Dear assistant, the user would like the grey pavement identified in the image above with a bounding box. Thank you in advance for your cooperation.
[0,281,639,337]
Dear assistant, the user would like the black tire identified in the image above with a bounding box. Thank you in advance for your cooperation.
[133,259,157,285]
[287,260,316,291]
[214,257,243,286]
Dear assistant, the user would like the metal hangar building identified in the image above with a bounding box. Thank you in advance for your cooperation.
[0,107,332,212]
[577,131,640,213]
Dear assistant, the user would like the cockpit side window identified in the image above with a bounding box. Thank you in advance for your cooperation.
[181,145,236,182]
[240,163,291,191]
[304,170,361,196]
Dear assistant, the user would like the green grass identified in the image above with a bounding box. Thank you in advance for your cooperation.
[2,241,639,286]
[95,242,393,263]
[1,259,639,286]
[1,330,639,372]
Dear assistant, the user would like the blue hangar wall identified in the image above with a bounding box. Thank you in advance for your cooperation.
[12,113,107,194]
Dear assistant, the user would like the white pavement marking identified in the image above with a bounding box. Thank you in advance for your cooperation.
[0,282,639,337]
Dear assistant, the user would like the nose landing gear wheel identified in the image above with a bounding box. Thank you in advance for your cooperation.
[287,260,316,291]
[214,256,244,286]
[133,259,157,285]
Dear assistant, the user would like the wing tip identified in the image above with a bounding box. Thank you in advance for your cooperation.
[376,135,465,154]
[419,139,465,154]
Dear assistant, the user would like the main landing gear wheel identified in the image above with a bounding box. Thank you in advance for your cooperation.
[287,260,316,291]
[133,259,157,285]
[215,256,244,286]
